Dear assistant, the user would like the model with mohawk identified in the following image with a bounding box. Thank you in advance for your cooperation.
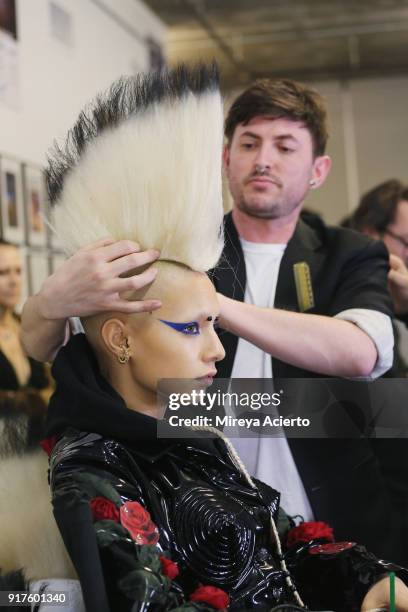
[44,65,408,612]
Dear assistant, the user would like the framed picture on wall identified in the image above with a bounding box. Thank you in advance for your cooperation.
[23,164,48,246]
[0,0,17,40]
[28,249,50,296]
[0,155,25,243]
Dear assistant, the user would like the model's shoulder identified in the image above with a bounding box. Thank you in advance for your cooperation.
[50,429,125,471]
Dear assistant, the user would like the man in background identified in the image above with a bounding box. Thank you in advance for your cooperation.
[344,178,408,375]
[343,179,408,552]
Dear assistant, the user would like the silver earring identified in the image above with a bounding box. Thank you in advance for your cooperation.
[310,179,316,186]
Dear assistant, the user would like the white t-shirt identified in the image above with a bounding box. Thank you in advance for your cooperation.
[229,237,394,520]
[229,239,315,519]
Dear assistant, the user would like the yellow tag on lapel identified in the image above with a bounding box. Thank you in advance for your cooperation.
[293,262,314,312]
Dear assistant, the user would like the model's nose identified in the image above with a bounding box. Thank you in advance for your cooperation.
[203,328,225,364]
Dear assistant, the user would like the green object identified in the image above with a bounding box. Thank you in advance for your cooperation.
[390,571,396,612]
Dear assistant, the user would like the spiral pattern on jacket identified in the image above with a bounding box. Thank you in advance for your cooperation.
[174,486,256,586]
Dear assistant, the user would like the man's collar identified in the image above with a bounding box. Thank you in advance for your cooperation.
[225,210,322,252]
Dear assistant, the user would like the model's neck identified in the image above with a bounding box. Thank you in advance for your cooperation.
[232,206,301,244]
[105,367,164,420]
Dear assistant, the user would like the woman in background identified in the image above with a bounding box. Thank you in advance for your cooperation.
[0,238,48,391]
[0,238,49,456]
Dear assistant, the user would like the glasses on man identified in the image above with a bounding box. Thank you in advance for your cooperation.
[384,229,408,250]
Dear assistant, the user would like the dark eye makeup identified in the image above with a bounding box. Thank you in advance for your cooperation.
[159,320,200,335]
[159,317,219,336]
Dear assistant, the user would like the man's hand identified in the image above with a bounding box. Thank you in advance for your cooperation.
[388,254,408,316]
[38,237,162,319]
[361,575,408,611]
[21,237,161,362]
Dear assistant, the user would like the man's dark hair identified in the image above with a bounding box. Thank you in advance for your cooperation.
[348,179,408,233]
[224,78,329,157]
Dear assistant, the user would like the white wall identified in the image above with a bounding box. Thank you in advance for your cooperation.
[0,0,166,165]
[305,76,408,225]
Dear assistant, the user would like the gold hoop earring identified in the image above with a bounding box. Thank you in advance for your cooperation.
[117,339,130,364]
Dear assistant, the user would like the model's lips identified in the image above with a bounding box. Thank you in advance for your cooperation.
[195,371,217,385]
[196,370,217,379]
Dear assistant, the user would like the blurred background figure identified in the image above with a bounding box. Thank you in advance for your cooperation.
[0,238,46,390]
[343,181,408,559]
[0,238,49,457]
[0,246,76,611]
[344,180,408,376]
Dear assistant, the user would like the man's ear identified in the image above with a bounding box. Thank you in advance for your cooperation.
[310,155,332,189]
[222,144,230,172]
[101,318,130,359]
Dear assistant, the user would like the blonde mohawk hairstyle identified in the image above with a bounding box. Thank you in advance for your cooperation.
[46,64,224,272]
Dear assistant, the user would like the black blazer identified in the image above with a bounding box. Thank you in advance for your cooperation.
[213,211,393,379]
[212,212,403,562]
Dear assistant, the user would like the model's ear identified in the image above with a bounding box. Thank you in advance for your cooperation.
[101,318,131,361]
[310,155,332,189]
[222,144,230,172]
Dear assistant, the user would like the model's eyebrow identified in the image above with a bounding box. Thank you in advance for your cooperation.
[188,312,219,321]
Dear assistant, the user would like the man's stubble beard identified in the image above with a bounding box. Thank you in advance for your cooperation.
[235,193,300,220]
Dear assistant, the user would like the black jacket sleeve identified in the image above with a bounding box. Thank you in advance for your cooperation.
[50,435,183,612]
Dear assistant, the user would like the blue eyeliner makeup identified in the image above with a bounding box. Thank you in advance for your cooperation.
[159,319,200,335]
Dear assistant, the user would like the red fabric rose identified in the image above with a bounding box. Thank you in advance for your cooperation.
[190,586,230,610]
[120,501,160,545]
[160,556,179,580]
[40,435,57,456]
[286,521,334,549]
[90,496,120,523]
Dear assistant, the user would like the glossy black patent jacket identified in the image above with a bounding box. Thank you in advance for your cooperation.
[50,429,292,611]
[49,429,406,612]
[47,335,408,612]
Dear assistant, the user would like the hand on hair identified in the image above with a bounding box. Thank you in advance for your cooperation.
[361,575,408,611]
[388,254,408,315]
[38,237,162,319]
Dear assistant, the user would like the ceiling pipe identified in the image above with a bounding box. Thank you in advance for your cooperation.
[180,0,254,79]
